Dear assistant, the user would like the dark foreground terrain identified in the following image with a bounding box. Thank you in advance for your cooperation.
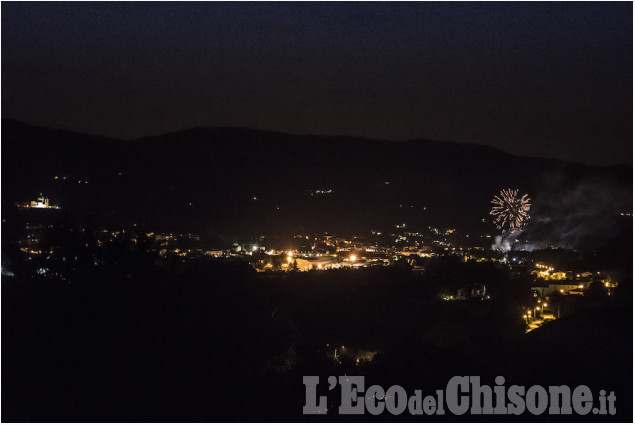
[2,254,632,422]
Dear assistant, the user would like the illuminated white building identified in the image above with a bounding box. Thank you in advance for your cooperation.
[21,194,59,209]
[30,194,50,208]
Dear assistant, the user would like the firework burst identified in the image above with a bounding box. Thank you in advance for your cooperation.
[490,188,531,231]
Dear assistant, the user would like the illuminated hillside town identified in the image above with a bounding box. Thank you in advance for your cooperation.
[3,196,626,335]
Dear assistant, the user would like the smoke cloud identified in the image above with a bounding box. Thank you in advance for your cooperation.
[506,172,631,251]
[492,229,523,252]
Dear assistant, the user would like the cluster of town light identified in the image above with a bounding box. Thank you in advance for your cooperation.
[281,251,358,270]
[524,300,548,322]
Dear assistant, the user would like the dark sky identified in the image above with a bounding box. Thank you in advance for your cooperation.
[2,2,632,165]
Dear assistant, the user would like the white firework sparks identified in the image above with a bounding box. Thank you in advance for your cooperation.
[490,188,531,231]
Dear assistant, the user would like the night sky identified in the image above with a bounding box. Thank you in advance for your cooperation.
[2,2,632,166]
